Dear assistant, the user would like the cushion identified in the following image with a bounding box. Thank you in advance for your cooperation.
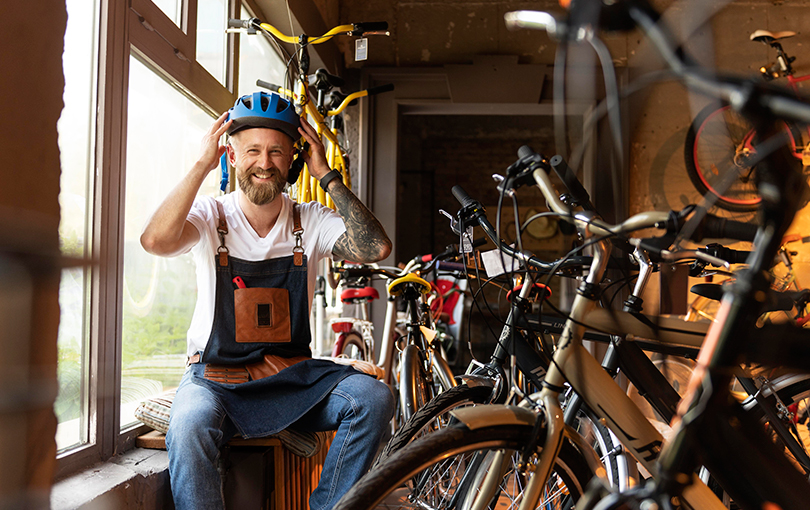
[134,390,327,458]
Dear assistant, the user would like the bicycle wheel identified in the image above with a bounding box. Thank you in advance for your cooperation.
[572,409,631,491]
[375,383,493,465]
[333,423,595,510]
[740,372,810,472]
[398,344,431,423]
[336,331,366,361]
[684,103,802,212]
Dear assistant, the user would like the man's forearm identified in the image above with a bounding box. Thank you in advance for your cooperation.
[140,162,209,256]
[328,180,392,263]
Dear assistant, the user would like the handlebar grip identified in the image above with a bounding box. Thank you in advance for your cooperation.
[353,21,389,33]
[724,248,751,265]
[257,79,282,92]
[700,215,758,242]
[517,145,535,160]
[437,261,466,272]
[452,185,478,209]
[228,18,251,28]
[549,155,594,211]
[366,83,395,96]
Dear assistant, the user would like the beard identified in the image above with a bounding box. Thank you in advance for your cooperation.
[237,166,286,205]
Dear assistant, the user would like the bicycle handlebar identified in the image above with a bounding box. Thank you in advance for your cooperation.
[228,18,389,44]
[351,22,389,36]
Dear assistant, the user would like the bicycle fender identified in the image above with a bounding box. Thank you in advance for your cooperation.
[450,404,535,430]
[450,405,605,479]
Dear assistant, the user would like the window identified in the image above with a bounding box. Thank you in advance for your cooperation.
[197,0,228,85]
[55,0,302,477]
[56,0,99,452]
[152,0,182,27]
[237,4,287,98]
[120,56,220,429]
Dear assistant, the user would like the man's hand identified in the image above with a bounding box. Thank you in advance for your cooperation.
[198,112,233,171]
[141,112,232,257]
[297,116,332,180]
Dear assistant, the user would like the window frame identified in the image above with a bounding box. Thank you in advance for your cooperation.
[56,0,346,479]
[55,0,248,478]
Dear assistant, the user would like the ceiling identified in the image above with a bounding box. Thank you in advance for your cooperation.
[251,0,566,74]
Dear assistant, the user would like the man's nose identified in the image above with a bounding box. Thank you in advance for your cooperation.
[257,151,273,169]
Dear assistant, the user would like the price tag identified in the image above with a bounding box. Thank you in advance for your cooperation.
[461,227,475,253]
[355,38,368,61]
[480,245,520,278]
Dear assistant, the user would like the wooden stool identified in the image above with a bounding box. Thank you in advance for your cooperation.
[137,430,333,510]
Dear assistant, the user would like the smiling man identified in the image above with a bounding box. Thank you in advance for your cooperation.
[140,91,394,510]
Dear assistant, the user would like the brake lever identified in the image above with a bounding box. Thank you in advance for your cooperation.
[440,209,462,235]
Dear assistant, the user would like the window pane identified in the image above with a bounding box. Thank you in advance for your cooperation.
[237,4,287,97]
[153,0,182,28]
[197,0,227,84]
[121,56,219,430]
[56,0,98,453]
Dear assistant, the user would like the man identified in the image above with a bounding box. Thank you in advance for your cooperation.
[140,91,394,510]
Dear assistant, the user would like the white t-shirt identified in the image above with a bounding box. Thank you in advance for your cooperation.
[184,192,346,357]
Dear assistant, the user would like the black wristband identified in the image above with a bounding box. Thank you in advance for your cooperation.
[319,169,341,191]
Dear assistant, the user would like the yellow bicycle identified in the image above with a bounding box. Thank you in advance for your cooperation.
[227,17,392,208]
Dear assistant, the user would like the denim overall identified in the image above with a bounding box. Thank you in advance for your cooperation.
[187,201,363,438]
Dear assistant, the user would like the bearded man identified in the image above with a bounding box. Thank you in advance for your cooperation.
[140,91,394,510]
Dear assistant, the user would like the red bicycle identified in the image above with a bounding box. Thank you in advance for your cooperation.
[685,29,810,211]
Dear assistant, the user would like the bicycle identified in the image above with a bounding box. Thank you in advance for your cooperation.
[333,171,746,509]
[225,17,393,208]
[329,255,463,428]
[684,29,810,212]
[496,2,810,509]
[328,263,384,363]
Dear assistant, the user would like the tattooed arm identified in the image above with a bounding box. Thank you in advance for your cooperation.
[326,180,392,263]
[296,116,391,263]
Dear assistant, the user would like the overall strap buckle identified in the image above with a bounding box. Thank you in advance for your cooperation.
[292,202,304,266]
[215,200,229,267]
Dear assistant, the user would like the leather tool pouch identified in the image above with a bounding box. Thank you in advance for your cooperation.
[202,355,309,384]
[245,354,310,381]
[203,364,250,384]
[234,287,292,344]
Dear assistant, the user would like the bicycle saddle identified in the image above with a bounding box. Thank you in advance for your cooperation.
[750,29,797,43]
[690,283,809,313]
[387,274,432,297]
[340,287,379,304]
[310,68,345,90]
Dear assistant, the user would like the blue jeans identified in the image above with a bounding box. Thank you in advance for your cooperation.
[166,369,394,510]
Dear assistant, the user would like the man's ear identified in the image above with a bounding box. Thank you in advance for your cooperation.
[226,143,237,166]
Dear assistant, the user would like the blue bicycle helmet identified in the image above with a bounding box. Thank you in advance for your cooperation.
[226,91,301,141]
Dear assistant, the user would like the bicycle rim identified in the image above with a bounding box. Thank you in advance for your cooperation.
[685,104,761,211]
[336,331,366,360]
[333,423,594,510]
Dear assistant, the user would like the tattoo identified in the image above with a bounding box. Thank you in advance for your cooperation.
[329,181,392,263]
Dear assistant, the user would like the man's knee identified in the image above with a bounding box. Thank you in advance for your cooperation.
[166,390,226,453]
[353,376,395,422]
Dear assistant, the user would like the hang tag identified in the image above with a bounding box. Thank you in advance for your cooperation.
[355,38,368,61]
[480,245,521,278]
[461,227,475,253]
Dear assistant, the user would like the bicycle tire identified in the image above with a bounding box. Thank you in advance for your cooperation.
[333,423,595,510]
[572,409,629,491]
[336,330,366,361]
[684,103,802,212]
[398,344,431,423]
[375,383,493,466]
[740,372,810,470]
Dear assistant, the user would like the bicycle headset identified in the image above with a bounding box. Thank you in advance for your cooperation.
[219,91,304,190]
